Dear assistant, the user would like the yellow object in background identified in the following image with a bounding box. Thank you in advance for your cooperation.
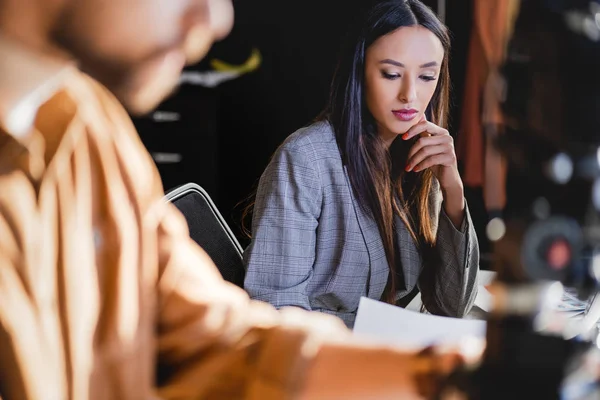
[210,48,262,74]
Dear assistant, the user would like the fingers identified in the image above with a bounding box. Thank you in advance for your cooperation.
[402,120,429,140]
[408,153,456,172]
[406,136,455,172]
[403,120,449,141]
[406,135,452,160]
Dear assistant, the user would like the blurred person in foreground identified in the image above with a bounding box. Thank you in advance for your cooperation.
[0,0,470,399]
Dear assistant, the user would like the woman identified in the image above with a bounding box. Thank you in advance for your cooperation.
[243,0,479,328]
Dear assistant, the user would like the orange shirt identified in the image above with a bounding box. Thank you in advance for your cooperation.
[0,37,346,399]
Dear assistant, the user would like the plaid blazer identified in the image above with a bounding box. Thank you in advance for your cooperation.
[243,121,479,327]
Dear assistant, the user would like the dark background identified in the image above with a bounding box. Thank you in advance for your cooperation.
[131,0,486,256]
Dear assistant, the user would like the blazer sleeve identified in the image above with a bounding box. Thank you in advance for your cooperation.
[243,139,322,310]
[419,179,480,317]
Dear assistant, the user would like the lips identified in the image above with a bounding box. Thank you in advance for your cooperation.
[392,109,419,122]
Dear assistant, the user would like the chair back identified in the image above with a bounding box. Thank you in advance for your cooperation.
[165,183,245,287]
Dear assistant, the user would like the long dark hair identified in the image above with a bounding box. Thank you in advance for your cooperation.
[241,0,451,303]
[323,0,451,303]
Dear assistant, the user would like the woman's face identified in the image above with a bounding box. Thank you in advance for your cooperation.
[364,26,444,144]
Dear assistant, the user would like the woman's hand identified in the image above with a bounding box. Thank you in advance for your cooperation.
[402,116,459,188]
[402,116,465,227]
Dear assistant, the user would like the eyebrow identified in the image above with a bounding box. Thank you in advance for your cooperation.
[379,59,439,68]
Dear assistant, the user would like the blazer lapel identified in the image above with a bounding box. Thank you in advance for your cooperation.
[343,166,389,300]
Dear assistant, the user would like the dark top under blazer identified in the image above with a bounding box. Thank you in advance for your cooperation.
[243,121,479,327]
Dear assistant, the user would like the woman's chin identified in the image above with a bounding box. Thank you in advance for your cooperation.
[386,120,416,135]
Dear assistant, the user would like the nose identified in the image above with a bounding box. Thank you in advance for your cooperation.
[397,76,417,104]
[182,0,234,65]
[208,0,235,40]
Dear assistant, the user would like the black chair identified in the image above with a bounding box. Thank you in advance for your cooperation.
[165,183,245,287]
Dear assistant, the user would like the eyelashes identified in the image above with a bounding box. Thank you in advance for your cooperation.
[381,71,437,82]
[382,72,400,80]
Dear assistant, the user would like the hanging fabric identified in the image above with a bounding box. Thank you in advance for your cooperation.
[456,0,520,199]
[457,0,520,219]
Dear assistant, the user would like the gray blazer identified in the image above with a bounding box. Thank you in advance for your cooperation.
[243,121,479,327]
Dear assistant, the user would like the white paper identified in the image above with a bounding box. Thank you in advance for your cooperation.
[354,297,486,349]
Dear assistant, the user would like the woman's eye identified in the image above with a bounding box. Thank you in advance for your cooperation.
[420,75,437,82]
[382,71,400,80]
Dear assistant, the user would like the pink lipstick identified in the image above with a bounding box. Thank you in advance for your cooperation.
[392,109,419,122]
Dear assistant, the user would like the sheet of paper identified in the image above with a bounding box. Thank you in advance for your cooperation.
[354,297,487,349]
